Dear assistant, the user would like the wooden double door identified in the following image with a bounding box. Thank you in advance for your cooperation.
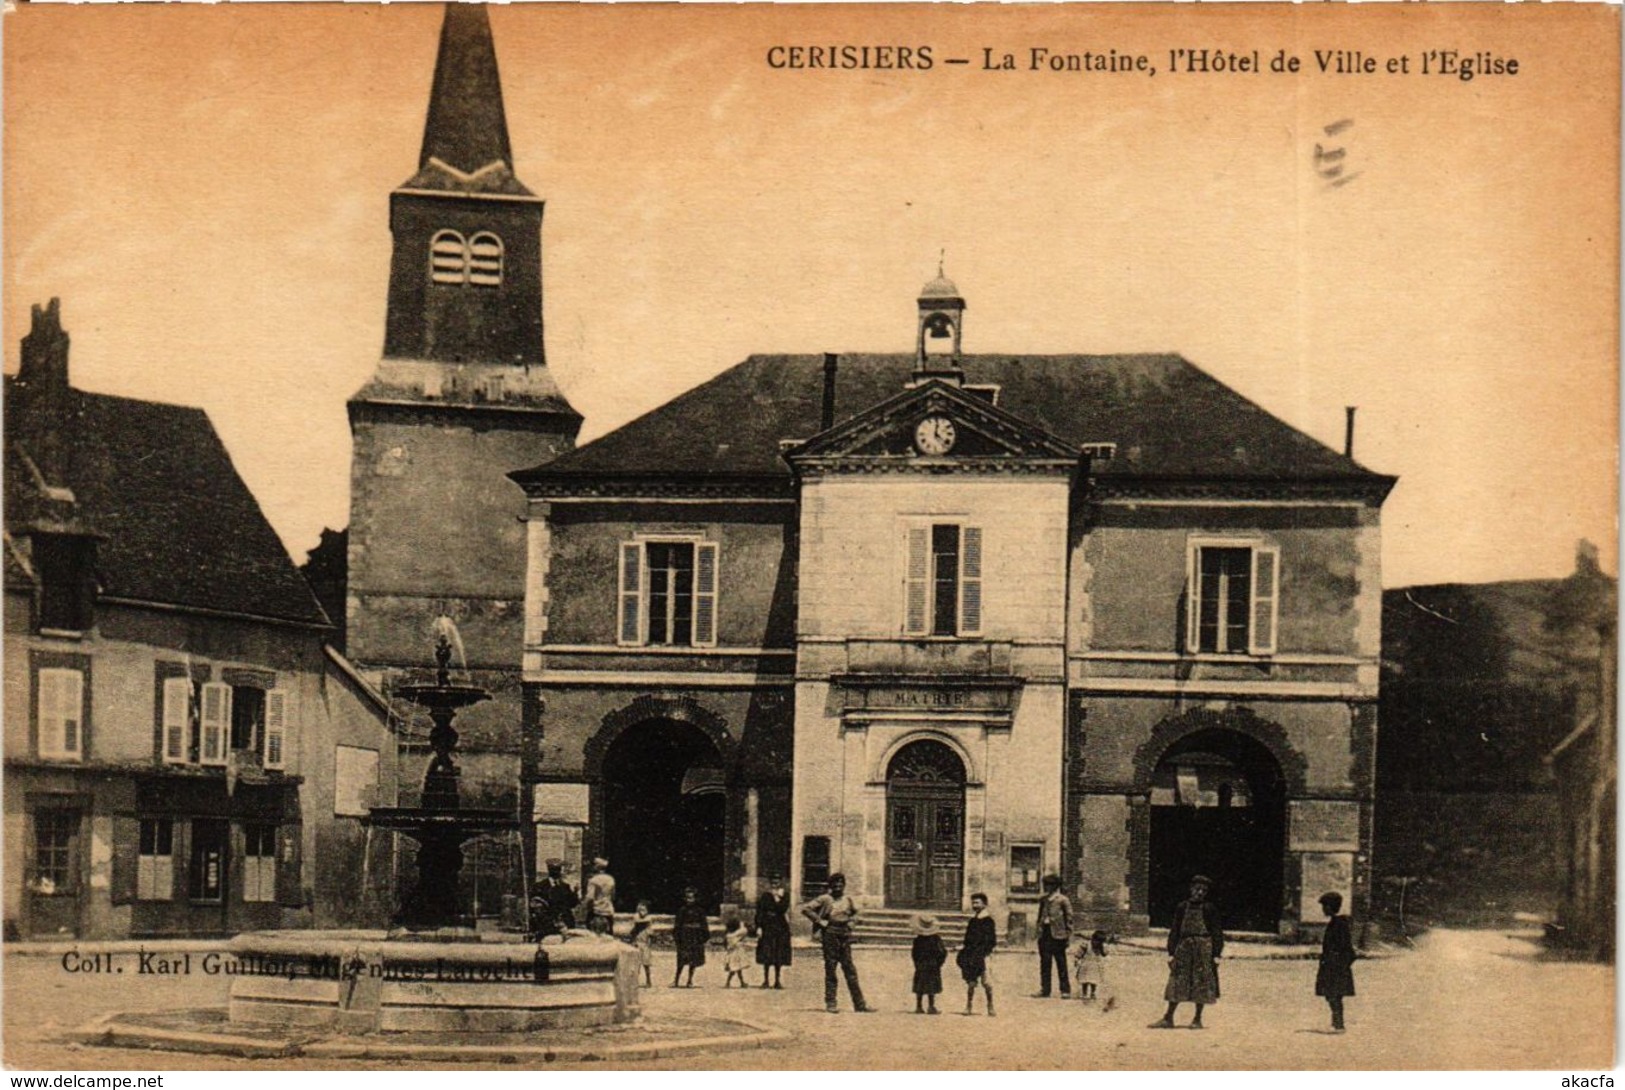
[885,785,965,909]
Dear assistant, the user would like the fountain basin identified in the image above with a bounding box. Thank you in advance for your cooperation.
[226,930,641,1033]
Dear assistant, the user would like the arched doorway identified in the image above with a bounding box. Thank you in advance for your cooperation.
[600,718,727,913]
[885,738,966,909]
[1149,728,1286,932]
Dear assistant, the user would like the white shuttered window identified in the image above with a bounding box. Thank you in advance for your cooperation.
[264,689,289,770]
[37,668,84,760]
[617,538,720,648]
[902,522,983,638]
[1185,538,1282,656]
[161,677,191,765]
[199,683,231,767]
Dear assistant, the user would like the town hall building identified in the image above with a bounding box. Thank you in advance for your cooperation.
[513,273,1396,937]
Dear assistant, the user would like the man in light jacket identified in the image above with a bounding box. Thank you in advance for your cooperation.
[1034,873,1072,998]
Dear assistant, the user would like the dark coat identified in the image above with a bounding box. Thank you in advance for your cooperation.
[957,914,998,982]
[912,934,947,995]
[1315,915,1357,997]
[754,890,793,967]
[530,877,579,937]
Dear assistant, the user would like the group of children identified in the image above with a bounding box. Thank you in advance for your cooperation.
[909,892,1115,1015]
[625,895,762,989]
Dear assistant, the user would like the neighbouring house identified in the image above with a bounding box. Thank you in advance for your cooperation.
[3,300,398,939]
[1374,543,1616,931]
[512,270,1396,939]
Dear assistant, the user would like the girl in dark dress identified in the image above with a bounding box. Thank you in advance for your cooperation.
[1315,891,1357,1032]
[754,876,793,989]
[1152,875,1224,1030]
[911,914,947,1014]
[672,886,710,988]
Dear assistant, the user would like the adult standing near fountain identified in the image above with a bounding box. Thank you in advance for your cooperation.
[583,858,617,936]
[754,875,793,989]
[530,859,579,940]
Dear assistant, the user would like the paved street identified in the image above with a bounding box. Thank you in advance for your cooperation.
[3,929,1611,1070]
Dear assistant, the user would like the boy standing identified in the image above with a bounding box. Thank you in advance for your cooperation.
[957,892,997,1016]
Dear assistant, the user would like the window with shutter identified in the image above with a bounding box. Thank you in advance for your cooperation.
[960,526,983,635]
[1249,545,1280,655]
[468,233,503,286]
[618,542,642,645]
[199,683,231,766]
[243,824,278,902]
[904,527,930,636]
[430,229,468,283]
[1186,539,1281,656]
[264,689,288,770]
[161,676,191,765]
[137,818,175,901]
[276,824,304,907]
[693,543,719,647]
[37,667,84,760]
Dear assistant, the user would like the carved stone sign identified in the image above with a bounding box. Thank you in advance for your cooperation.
[1288,799,1361,852]
[533,782,591,824]
[841,683,1015,713]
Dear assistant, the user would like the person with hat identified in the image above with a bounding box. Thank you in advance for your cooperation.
[1151,874,1225,1030]
[754,875,793,989]
[1034,874,1073,998]
[800,872,873,1014]
[529,859,579,941]
[1315,891,1357,1032]
[582,857,616,936]
[911,913,948,1014]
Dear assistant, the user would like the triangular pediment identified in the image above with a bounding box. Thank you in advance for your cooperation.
[784,380,1080,472]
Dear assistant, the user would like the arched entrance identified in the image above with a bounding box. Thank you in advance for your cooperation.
[1149,728,1286,932]
[600,718,727,913]
[884,738,966,909]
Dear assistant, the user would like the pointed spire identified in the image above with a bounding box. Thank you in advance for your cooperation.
[419,4,513,174]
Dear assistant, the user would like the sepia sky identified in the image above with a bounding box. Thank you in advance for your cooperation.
[4,3,1617,589]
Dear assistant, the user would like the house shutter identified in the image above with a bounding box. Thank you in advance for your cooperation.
[109,815,140,905]
[264,689,288,770]
[904,526,929,636]
[1184,543,1202,654]
[1249,545,1280,655]
[276,825,304,908]
[618,543,642,645]
[693,543,719,647]
[38,668,84,758]
[199,683,231,766]
[959,526,983,635]
[161,677,191,765]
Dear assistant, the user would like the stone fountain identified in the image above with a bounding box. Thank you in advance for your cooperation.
[225,621,640,1033]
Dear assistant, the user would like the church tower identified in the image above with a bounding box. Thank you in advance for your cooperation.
[347,5,580,812]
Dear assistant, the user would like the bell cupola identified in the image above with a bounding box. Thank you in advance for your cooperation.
[913,261,966,387]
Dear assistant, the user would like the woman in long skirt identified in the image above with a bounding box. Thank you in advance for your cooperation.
[754,875,793,988]
[672,886,710,988]
[1151,875,1225,1030]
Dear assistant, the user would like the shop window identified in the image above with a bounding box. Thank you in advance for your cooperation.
[31,807,80,894]
[137,819,174,901]
[243,824,277,903]
[189,819,227,903]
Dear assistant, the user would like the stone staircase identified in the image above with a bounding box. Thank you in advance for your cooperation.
[845,907,978,947]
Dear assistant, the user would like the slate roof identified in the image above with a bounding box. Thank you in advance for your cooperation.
[4,377,330,627]
[513,353,1393,489]
[403,4,529,197]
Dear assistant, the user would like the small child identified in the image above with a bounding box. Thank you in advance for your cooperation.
[911,914,947,1014]
[957,893,997,1017]
[1073,929,1109,1003]
[722,917,752,988]
[627,901,654,987]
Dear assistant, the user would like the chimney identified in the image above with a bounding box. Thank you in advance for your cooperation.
[821,353,839,432]
[1344,406,1357,459]
[19,298,69,394]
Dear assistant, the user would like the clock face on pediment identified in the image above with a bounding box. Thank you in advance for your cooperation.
[783,382,1081,469]
[914,415,957,455]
